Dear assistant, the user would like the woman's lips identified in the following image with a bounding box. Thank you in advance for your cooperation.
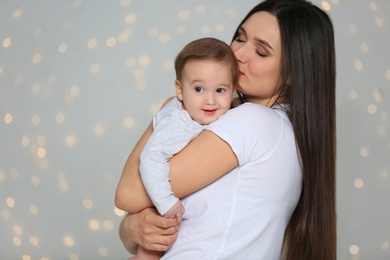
[239,70,245,76]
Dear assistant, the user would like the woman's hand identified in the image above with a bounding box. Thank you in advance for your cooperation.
[119,208,180,255]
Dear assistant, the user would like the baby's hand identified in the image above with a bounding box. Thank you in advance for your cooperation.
[163,200,185,221]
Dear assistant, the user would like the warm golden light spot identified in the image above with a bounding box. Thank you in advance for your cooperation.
[369,2,378,10]
[125,56,136,67]
[124,27,134,37]
[14,236,22,246]
[375,17,383,26]
[148,28,159,38]
[163,60,174,71]
[94,124,105,136]
[4,113,13,124]
[83,199,93,209]
[378,126,386,136]
[89,219,100,230]
[354,60,363,70]
[159,33,170,43]
[348,24,357,34]
[331,0,339,3]
[118,30,131,43]
[98,247,109,256]
[0,171,5,182]
[201,25,211,34]
[1,209,10,220]
[215,24,225,33]
[32,53,42,64]
[7,197,15,208]
[382,241,390,250]
[90,63,100,74]
[64,96,75,107]
[22,255,31,260]
[31,83,41,94]
[103,220,114,230]
[114,207,125,217]
[134,69,145,80]
[226,9,237,18]
[139,55,150,66]
[58,42,68,53]
[56,112,65,123]
[31,175,40,186]
[65,135,76,147]
[354,178,364,189]
[321,1,331,11]
[178,10,190,20]
[12,7,22,18]
[360,42,368,53]
[59,179,69,192]
[125,13,137,24]
[349,90,358,100]
[37,147,46,159]
[70,85,80,97]
[380,112,388,122]
[37,135,45,146]
[3,37,11,48]
[106,37,117,47]
[11,168,19,178]
[64,236,75,247]
[367,104,377,114]
[385,70,390,80]
[14,225,23,235]
[136,80,147,91]
[69,254,79,260]
[87,38,98,48]
[15,75,23,85]
[73,0,82,8]
[373,89,382,102]
[177,25,186,35]
[349,244,359,255]
[360,147,369,157]
[30,236,39,246]
[195,5,206,14]
[33,27,42,37]
[30,205,39,215]
[123,117,135,128]
[0,66,2,74]
[120,0,131,7]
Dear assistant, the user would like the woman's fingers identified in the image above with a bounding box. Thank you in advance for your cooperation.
[138,208,180,250]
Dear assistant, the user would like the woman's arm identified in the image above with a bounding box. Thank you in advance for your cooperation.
[115,124,239,213]
[115,120,154,212]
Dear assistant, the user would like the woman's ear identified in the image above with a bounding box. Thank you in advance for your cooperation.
[175,80,184,101]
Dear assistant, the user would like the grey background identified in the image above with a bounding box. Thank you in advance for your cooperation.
[0,0,389,259]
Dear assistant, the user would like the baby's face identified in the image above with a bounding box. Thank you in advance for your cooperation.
[176,60,234,125]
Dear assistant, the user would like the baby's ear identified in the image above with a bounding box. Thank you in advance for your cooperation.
[175,80,184,101]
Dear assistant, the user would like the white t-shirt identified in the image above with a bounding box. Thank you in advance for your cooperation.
[162,102,302,260]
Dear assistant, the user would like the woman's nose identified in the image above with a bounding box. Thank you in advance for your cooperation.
[233,44,246,63]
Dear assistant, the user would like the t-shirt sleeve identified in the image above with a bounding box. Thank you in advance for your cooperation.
[206,103,283,166]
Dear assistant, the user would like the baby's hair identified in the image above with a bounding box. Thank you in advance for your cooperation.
[175,37,239,88]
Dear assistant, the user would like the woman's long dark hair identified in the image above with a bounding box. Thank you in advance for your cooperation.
[232,1,336,259]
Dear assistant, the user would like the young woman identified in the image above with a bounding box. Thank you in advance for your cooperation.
[115,0,336,259]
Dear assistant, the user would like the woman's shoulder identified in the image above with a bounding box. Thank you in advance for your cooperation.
[227,102,287,123]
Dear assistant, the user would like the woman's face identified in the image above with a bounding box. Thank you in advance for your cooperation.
[230,11,282,106]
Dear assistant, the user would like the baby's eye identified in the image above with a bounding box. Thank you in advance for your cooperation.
[194,86,204,92]
[216,88,226,93]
